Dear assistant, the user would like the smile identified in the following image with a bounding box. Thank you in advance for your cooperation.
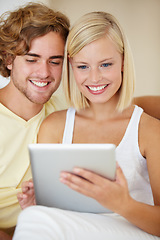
[87,84,108,91]
[30,80,49,87]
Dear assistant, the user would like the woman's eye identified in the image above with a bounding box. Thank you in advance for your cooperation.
[77,65,87,70]
[101,63,112,67]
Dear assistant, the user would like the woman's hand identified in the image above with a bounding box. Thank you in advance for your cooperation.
[17,179,36,210]
[60,164,131,213]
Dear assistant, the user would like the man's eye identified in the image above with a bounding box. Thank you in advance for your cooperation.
[50,61,60,65]
[50,59,64,65]
[77,65,87,69]
[26,59,36,63]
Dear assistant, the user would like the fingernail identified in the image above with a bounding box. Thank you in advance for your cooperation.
[73,167,80,173]
[60,177,65,183]
[60,172,68,178]
[116,162,120,168]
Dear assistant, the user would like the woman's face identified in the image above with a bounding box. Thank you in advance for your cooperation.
[70,36,123,105]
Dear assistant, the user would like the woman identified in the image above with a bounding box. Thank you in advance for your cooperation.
[14,12,160,239]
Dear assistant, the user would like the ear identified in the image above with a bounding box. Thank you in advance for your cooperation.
[6,55,14,70]
[7,63,13,71]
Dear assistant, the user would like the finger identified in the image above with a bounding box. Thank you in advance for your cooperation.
[21,180,33,188]
[17,192,27,201]
[73,167,109,186]
[21,182,34,193]
[21,182,30,191]
[115,165,128,187]
[60,171,92,186]
[60,172,95,198]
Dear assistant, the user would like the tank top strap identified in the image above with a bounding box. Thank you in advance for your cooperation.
[124,105,143,144]
[117,105,144,153]
[62,108,76,144]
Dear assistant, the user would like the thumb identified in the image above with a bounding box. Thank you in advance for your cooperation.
[116,163,128,188]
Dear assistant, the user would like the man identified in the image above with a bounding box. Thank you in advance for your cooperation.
[0,3,70,239]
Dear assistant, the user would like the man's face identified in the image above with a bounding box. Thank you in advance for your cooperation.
[7,31,65,105]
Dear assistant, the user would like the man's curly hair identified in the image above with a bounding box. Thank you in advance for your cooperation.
[0,2,70,77]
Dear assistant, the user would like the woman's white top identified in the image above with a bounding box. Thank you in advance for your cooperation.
[62,106,154,205]
[13,106,159,240]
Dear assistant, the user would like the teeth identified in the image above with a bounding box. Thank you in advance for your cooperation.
[31,81,48,87]
[88,85,107,91]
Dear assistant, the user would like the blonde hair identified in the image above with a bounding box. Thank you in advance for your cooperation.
[62,11,135,111]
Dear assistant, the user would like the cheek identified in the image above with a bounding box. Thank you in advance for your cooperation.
[113,70,123,90]
[110,66,122,83]
[73,70,85,86]
[52,66,63,80]
[14,61,32,76]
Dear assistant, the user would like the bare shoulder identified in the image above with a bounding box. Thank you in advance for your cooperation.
[140,111,160,132]
[38,109,67,143]
[139,112,160,158]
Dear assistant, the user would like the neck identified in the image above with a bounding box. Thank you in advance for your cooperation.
[88,95,121,121]
[0,82,43,121]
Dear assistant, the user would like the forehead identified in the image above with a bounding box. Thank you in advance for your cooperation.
[29,31,65,57]
[73,36,121,62]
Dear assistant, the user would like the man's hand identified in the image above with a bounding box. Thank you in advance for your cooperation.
[17,179,36,209]
[0,230,12,240]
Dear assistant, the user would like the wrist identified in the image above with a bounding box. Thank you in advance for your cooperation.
[116,193,135,217]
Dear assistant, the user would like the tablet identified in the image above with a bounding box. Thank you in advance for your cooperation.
[28,143,116,213]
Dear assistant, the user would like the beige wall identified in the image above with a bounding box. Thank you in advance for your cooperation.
[49,0,160,97]
[0,0,159,97]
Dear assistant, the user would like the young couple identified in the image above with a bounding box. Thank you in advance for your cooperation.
[0,2,159,240]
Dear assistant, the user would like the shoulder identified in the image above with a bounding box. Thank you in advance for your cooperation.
[45,95,69,115]
[38,109,68,143]
[44,109,68,124]
[139,111,160,157]
[140,111,160,132]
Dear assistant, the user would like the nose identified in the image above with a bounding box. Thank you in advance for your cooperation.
[36,62,50,79]
[89,67,102,83]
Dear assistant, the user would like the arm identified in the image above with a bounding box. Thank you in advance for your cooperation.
[134,96,160,119]
[60,166,160,236]
[37,110,66,143]
[60,114,160,236]
[121,113,160,235]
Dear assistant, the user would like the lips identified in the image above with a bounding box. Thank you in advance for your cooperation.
[86,84,109,95]
[87,84,108,92]
[30,80,50,87]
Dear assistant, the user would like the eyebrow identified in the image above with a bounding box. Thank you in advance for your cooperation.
[99,58,113,63]
[73,58,113,64]
[26,53,64,59]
